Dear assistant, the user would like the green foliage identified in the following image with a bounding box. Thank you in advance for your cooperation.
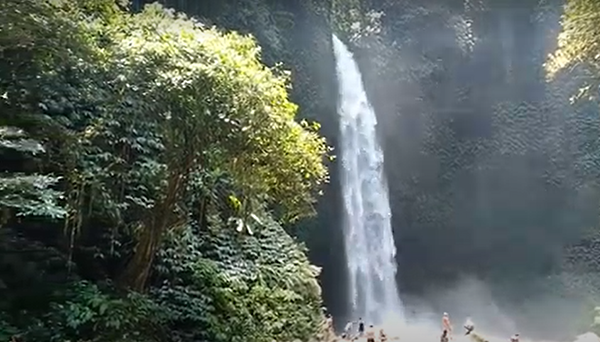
[2,0,330,220]
[546,0,600,100]
[2,0,329,285]
[32,281,163,342]
[0,0,329,341]
[109,4,328,217]
[0,174,65,219]
[0,313,19,342]
[153,214,324,342]
[1,283,162,342]
[0,228,158,341]
[0,126,65,220]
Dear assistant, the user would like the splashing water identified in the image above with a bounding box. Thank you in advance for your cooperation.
[332,34,404,326]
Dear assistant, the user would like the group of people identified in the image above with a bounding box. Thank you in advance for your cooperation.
[328,311,521,342]
[440,312,519,342]
[340,317,387,342]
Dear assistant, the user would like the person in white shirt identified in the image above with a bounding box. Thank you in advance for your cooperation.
[464,317,475,335]
[344,321,353,337]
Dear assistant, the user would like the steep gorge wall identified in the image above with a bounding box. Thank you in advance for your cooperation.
[346,0,600,338]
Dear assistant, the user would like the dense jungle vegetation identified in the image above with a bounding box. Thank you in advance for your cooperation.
[0,1,331,341]
[4,0,600,341]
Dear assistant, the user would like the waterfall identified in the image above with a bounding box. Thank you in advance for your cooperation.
[332,34,404,326]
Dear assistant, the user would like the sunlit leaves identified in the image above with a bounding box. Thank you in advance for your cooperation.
[0,0,328,335]
[1,0,327,265]
[106,4,329,223]
[0,174,65,219]
[0,126,44,154]
[546,0,600,100]
[0,124,65,220]
[0,0,328,341]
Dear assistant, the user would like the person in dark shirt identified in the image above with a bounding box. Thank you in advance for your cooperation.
[358,318,365,336]
[441,329,449,342]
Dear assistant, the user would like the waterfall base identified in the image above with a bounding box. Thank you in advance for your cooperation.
[330,320,563,342]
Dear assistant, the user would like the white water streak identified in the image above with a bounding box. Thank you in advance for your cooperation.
[332,34,404,325]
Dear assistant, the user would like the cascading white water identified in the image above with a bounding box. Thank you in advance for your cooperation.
[332,34,405,326]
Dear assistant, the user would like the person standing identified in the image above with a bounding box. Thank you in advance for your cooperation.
[344,321,353,338]
[358,317,365,337]
[365,324,376,342]
[379,327,388,342]
[464,317,475,335]
[442,312,453,337]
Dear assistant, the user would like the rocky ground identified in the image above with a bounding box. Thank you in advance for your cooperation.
[321,328,600,342]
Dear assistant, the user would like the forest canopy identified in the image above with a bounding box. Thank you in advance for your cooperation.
[0,0,329,341]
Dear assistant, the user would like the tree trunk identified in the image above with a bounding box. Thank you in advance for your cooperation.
[119,222,163,291]
[118,169,184,291]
